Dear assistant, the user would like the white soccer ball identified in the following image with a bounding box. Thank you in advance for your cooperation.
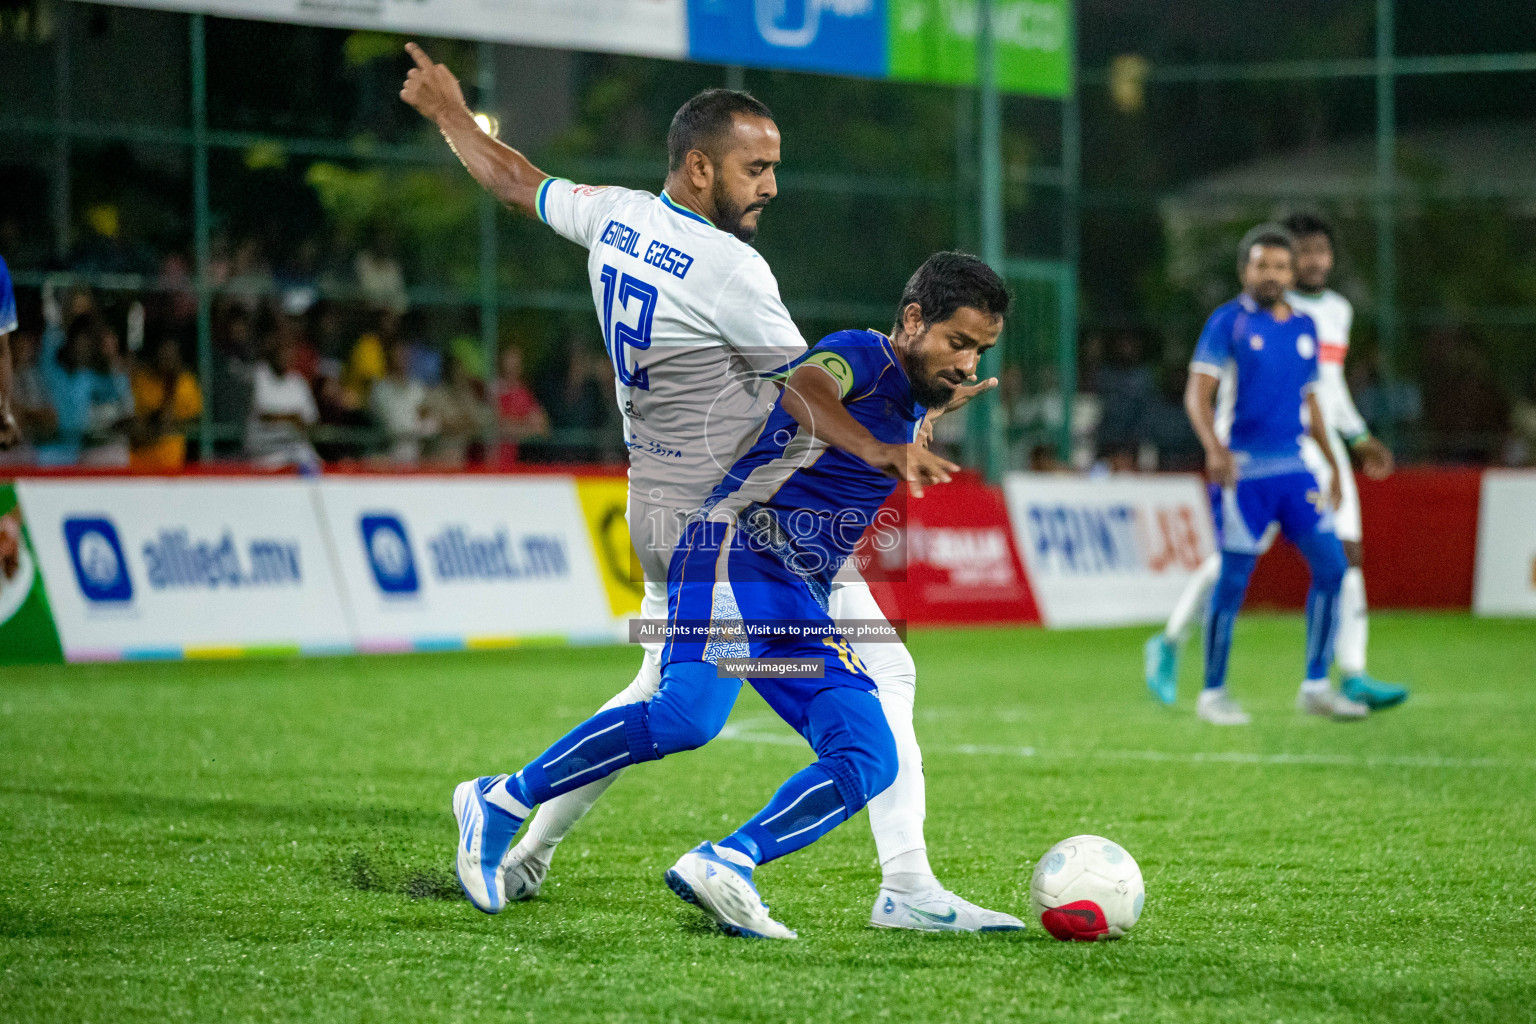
[1029,835,1144,941]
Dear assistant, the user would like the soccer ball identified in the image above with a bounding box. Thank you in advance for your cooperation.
[1029,835,1144,941]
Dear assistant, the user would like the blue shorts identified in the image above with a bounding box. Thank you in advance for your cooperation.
[1217,470,1335,555]
[662,516,876,734]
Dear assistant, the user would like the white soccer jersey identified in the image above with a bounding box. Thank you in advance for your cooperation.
[1288,287,1366,541]
[537,179,807,509]
[1286,288,1368,442]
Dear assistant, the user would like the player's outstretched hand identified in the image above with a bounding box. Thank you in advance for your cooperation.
[1355,436,1394,480]
[868,443,959,498]
[400,42,468,124]
[942,376,998,413]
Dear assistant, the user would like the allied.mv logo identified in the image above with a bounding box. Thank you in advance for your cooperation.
[63,517,132,602]
[360,514,419,594]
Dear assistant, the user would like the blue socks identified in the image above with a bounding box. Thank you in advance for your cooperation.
[717,763,856,867]
[1203,551,1256,691]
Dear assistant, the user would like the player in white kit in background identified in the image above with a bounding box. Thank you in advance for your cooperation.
[401,43,1023,930]
[1144,212,1408,712]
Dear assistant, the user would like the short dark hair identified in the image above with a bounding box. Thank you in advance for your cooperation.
[666,89,775,172]
[896,251,1011,329]
[1282,211,1334,243]
[1236,223,1293,275]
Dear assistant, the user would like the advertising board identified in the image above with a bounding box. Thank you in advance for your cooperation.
[315,477,617,650]
[16,479,353,660]
[1472,470,1536,617]
[1001,473,1214,628]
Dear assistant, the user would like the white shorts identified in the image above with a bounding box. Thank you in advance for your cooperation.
[1301,432,1362,543]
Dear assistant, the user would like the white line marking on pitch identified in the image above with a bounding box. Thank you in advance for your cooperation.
[718,718,1535,770]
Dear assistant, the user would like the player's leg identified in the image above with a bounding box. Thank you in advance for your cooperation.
[457,521,727,914]
[502,500,682,898]
[1145,483,1222,704]
[668,671,899,940]
[1328,442,1408,708]
[1197,481,1272,725]
[456,657,743,913]
[501,581,664,898]
[830,581,1022,931]
[1275,475,1366,720]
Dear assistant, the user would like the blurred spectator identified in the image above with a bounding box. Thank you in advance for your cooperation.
[0,328,57,465]
[210,304,259,452]
[225,237,275,314]
[1094,330,1156,469]
[1008,366,1101,470]
[245,334,319,472]
[424,354,492,468]
[543,343,619,462]
[1422,329,1508,463]
[342,310,395,409]
[1507,369,1536,467]
[38,305,134,467]
[369,340,433,466]
[1144,364,1204,471]
[154,252,199,332]
[355,227,408,314]
[493,345,549,465]
[129,336,203,472]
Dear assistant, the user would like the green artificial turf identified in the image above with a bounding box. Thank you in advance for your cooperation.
[2,613,1533,1023]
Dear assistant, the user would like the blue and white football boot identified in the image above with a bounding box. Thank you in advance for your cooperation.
[1144,632,1179,705]
[452,775,527,914]
[870,888,1025,932]
[665,842,797,940]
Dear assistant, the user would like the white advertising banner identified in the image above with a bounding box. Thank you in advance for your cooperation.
[16,479,353,660]
[1473,470,1536,617]
[315,477,616,649]
[96,0,688,59]
[1002,472,1216,628]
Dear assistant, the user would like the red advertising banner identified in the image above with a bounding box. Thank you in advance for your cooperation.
[858,474,1042,626]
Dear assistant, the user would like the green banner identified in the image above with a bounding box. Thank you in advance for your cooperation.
[888,0,1072,97]
[0,484,64,665]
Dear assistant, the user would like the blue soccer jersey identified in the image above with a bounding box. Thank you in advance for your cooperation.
[1191,294,1320,474]
[700,329,925,582]
[0,255,17,335]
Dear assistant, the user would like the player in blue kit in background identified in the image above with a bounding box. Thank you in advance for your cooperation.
[449,252,1010,938]
[1184,225,1364,725]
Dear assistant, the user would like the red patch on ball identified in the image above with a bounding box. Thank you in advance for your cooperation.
[1040,900,1109,941]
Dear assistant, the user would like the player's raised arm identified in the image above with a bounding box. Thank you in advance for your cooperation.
[400,42,548,218]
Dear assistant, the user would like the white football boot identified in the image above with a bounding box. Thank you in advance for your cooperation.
[870,888,1025,932]
[1196,688,1252,726]
[665,843,797,940]
[1296,684,1369,720]
[452,776,526,914]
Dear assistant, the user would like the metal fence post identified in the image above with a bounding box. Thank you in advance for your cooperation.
[190,11,213,460]
[478,40,500,458]
[1375,0,1398,447]
[969,0,1005,481]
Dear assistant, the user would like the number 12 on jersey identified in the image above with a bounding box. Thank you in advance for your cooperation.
[599,264,656,390]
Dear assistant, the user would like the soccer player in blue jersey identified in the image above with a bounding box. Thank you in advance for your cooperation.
[0,254,20,449]
[1184,225,1364,725]
[450,252,1010,937]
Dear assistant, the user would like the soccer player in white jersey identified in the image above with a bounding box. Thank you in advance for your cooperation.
[401,43,1023,931]
[1144,213,1407,712]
